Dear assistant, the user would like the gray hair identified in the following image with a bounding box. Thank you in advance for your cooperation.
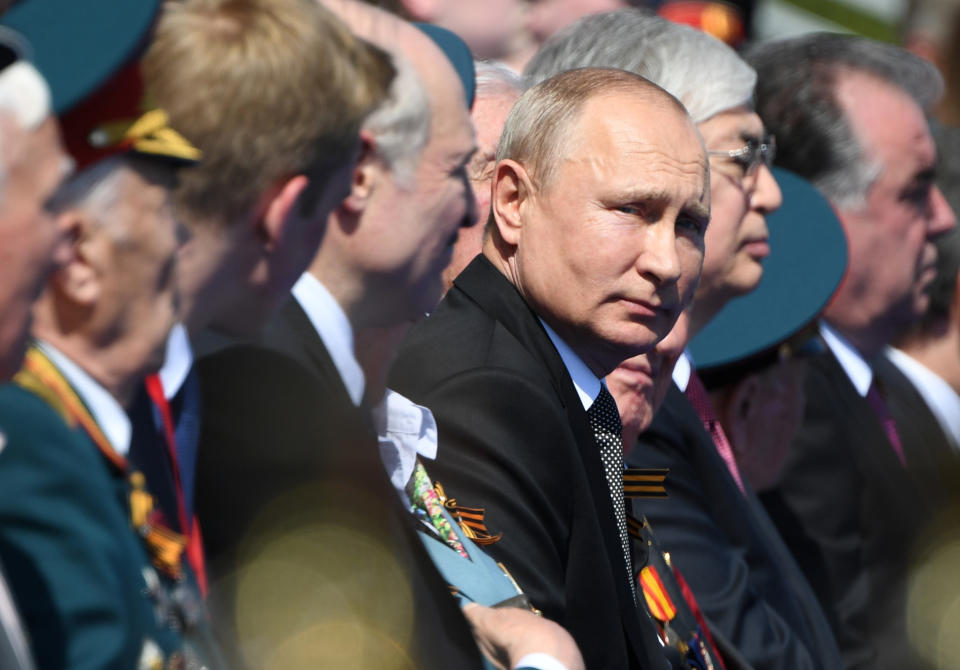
[746,33,944,209]
[524,9,756,124]
[47,156,125,222]
[362,52,430,186]
[475,60,523,100]
[497,66,686,190]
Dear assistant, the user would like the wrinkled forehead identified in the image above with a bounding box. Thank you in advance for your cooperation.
[559,91,709,195]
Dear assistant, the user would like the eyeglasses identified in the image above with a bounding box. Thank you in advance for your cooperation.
[708,134,776,183]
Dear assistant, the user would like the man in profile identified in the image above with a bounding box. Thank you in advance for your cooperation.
[749,33,956,667]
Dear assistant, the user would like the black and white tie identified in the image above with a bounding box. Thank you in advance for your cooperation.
[587,384,635,603]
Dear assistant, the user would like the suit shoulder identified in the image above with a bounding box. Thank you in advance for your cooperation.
[393,293,551,396]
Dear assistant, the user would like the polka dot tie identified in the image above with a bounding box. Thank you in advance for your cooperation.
[587,384,636,604]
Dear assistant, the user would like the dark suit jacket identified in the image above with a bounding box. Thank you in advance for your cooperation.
[766,347,952,669]
[390,256,667,670]
[194,298,483,670]
[633,382,842,670]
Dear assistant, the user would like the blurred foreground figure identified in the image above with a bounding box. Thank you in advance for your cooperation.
[392,65,709,669]
[749,33,957,669]
[888,126,960,455]
[527,11,842,669]
[0,28,66,670]
[0,1,212,665]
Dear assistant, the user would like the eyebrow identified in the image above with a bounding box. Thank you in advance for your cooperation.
[613,188,710,220]
[684,201,711,222]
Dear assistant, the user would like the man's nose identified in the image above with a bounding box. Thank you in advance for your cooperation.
[751,164,783,213]
[927,185,956,238]
[638,221,682,285]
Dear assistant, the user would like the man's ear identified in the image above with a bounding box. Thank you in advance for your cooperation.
[491,159,533,247]
[52,210,103,306]
[341,129,379,216]
[258,174,310,252]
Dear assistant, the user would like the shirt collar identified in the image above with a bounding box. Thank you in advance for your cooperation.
[37,340,132,456]
[291,272,365,406]
[372,389,439,499]
[819,321,873,397]
[157,323,193,400]
[672,349,693,392]
[538,318,602,411]
[886,347,960,450]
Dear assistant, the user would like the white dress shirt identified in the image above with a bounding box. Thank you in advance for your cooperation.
[539,319,602,410]
[819,321,873,397]
[157,323,193,400]
[291,272,365,406]
[372,389,438,505]
[886,347,960,451]
[671,350,693,393]
[37,341,132,456]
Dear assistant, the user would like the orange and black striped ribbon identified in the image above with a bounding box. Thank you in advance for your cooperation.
[624,467,669,499]
[434,481,503,545]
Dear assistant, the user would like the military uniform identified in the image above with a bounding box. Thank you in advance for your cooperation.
[0,345,209,669]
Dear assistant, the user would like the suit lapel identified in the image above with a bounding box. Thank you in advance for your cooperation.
[454,257,655,658]
[263,297,355,406]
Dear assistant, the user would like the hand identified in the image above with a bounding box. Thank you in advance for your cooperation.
[462,603,585,670]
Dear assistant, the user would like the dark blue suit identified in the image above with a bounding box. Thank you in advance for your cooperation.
[632,383,842,670]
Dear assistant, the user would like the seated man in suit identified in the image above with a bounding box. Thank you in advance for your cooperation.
[391,64,710,668]
[526,11,842,669]
[0,1,213,662]
[0,29,69,670]
[748,33,957,668]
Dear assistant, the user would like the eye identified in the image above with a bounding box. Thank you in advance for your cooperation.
[616,204,643,216]
[676,214,707,237]
[901,184,931,211]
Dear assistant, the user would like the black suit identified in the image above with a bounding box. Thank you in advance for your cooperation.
[390,256,667,670]
[194,298,483,670]
[765,346,946,669]
[633,383,842,670]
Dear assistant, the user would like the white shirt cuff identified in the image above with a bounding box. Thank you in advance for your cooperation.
[513,653,569,670]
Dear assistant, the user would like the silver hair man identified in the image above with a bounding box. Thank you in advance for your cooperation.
[524,8,755,123]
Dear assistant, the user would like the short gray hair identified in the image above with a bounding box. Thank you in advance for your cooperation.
[746,33,944,209]
[47,155,124,220]
[524,9,756,124]
[497,66,686,190]
[475,60,523,100]
[362,52,430,186]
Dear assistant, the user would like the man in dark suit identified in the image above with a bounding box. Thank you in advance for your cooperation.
[392,66,710,669]
[525,12,842,669]
[194,3,585,668]
[748,34,957,668]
